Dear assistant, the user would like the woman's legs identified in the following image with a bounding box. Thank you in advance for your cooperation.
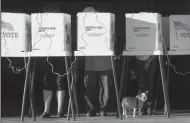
[41,90,53,117]
[56,90,65,116]
[41,74,54,117]
[56,75,67,117]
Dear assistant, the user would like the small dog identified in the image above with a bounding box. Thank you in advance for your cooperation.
[121,91,148,118]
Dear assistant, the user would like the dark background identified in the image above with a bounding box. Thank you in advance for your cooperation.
[1,0,190,117]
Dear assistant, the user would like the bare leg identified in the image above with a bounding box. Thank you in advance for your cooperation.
[125,108,128,118]
[56,90,65,114]
[43,90,52,114]
[133,109,136,118]
[122,107,125,116]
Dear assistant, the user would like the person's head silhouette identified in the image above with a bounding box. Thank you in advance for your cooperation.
[42,4,60,13]
[83,6,96,12]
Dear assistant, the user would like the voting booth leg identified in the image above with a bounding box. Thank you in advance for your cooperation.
[117,56,128,118]
[28,68,32,119]
[67,57,78,120]
[158,55,170,118]
[67,73,76,120]
[21,57,32,121]
[29,58,36,121]
[67,98,71,120]
[164,57,170,116]
[67,67,79,120]
[111,56,122,120]
[71,66,79,117]
[70,56,80,117]
[65,56,76,121]
[119,56,127,100]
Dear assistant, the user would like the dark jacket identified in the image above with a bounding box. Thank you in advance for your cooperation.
[85,56,112,71]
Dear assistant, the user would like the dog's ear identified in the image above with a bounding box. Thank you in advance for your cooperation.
[145,90,148,94]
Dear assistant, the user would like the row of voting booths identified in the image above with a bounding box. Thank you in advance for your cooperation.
[1,12,190,121]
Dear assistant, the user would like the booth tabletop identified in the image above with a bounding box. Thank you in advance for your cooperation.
[168,50,190,56]
[74,50,115,56]
[1,51,72,57]
[122,50,164,56]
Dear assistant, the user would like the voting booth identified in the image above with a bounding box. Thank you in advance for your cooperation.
[161,15,190,51]
[125,12,163,51]
[31,13,71,56]
[21,13,74,121]
[1,12,31,56]
[77,12,115,51]
[170,15,190,51]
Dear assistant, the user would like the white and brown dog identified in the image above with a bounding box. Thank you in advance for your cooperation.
[121,91,148,118]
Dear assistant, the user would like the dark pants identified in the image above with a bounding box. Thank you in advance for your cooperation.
[84,70,111,112]
[43,57,68,91]
[135,56,158,106]
[44,74,67,91]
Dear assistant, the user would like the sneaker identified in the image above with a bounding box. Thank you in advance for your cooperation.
[86,111,96,117]
[56,112,64,118]
[100,111,107,116]
[40,112,50,118]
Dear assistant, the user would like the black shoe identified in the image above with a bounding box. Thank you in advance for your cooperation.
[86,111,96,117]
[56,112,64,118]
[40,112,50,118]
[100,111,107,116]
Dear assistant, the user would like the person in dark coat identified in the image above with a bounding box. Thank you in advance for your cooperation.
[130,55,158,115]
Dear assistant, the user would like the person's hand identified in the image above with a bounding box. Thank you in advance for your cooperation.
[131,69,136,80]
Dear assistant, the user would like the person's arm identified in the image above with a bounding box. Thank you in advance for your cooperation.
[129,57,137,80]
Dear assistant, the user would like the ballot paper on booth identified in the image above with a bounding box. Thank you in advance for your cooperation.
[125,12,163,51]
[1,12,31,56]
[170,15,190,50]
[77,12,115,51]
[31,13,71,56]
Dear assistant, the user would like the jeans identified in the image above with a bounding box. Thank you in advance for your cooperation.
[84,70,111,112]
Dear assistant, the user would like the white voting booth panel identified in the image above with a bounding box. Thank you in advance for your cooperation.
[31,13,71,56]
[77,12,115,52]
[1,13,31,57]
[125,12,163,51]
[170,15,190,51]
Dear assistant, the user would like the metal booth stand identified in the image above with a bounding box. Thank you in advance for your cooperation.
[69,50,123,120]
[19,51,77,121]
[118,50,170,118]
